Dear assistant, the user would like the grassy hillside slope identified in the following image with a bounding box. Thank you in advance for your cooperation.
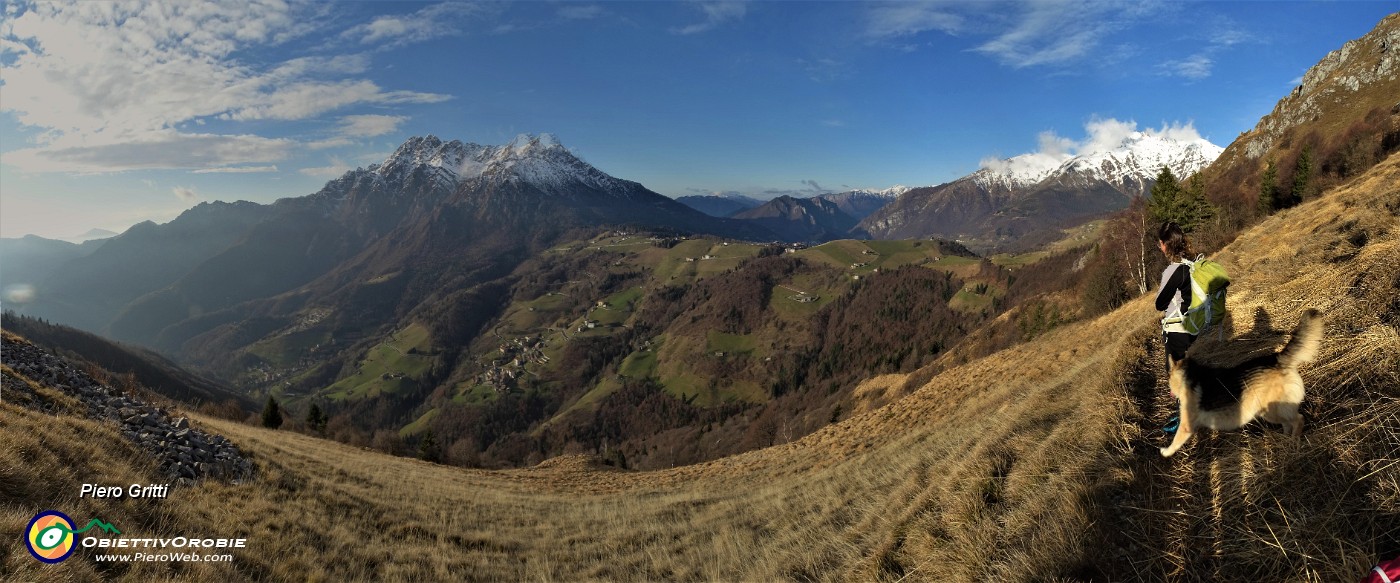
[2,154,1396,581]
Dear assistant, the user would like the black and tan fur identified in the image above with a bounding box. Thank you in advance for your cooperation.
[1160,309,1323,457]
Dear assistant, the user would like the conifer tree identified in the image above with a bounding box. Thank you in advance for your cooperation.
[1291,145,1313,204]
[261,396,284,429]
[1183,172,1216,229]
[1259,159,1279,214]
[418,431,442,463]
[1148,166,1213,231]
[1148,165,1183,226]
[306,403,326,434]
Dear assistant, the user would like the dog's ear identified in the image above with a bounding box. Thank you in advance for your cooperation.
[1167,354,1180,372]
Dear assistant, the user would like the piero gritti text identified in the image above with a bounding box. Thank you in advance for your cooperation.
[80,483,171,499]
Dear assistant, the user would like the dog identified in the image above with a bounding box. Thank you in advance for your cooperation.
[1160,309,1323,457]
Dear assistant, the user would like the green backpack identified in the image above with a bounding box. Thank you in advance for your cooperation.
[1163,255,1230,336]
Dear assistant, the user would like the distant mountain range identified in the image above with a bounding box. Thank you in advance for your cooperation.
[674,193,766,217]
[1,135,777,356]
[861,132,1223,251]
[730,196,863,242]
[677,186,910,242]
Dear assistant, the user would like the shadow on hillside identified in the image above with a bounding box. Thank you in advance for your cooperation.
[1088,308,1400,582]
[1186,306,1284,367]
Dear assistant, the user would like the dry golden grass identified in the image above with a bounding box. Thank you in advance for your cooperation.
[2,154,1397,582]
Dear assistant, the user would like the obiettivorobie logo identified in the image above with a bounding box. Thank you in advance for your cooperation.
[24,510,121,563]
[23,509,246,565]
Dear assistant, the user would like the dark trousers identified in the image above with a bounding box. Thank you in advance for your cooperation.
[1163,332,1195,372]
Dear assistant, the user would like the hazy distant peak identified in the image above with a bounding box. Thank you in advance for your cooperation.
[56,228,119,243]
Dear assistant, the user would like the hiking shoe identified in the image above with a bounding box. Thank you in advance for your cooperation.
[1163,415,1180,433]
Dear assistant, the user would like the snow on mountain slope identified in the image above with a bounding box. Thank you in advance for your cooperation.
[973,130,1223,193]
[833,185,913,199]
[366,134,633,198]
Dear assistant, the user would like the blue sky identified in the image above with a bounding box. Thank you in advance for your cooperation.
[1,1,1395,238]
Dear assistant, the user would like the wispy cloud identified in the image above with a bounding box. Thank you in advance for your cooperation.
[800,179,831,194]
[1156,16,1258,81]
[672,1,747,35]
[864,2,964,41]
[304,114,409,151]
[0,1,450,173]
[339,115,408,138]
[191,165,280,174]
[799,58,849,83]
[172,186,199,202]
[973,2,1162,69]
[558,5,605,21]
[866,1,1167,70]
[4,131,295,174]
[300,156,354,178]
[1158,54,1213,80]
[345,2,493,47]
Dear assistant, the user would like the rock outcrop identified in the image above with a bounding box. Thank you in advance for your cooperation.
[2,333,254,484]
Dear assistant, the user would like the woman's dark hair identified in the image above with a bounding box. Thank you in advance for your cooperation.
[1157,222,1193,261]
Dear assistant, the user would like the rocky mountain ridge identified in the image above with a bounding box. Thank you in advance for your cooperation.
[861,130,1223,251]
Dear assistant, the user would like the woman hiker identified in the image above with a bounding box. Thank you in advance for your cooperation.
[1155,221,1195,433]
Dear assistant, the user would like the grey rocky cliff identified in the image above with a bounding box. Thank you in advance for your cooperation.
[1243,14,1400,160]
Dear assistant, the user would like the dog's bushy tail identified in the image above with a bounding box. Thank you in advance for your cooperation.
[1278,309,1323,369]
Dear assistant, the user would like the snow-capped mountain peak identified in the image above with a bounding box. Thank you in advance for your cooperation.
[369,134,629,197]
[372,135,483,192]
[972,131,1223,194]
[972,152,1066,191]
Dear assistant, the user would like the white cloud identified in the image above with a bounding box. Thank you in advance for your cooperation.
[172,186,199,202]
[191,165,280,174]
[1079,118,1142,154]
[0,1,451,173]
[672,1,747,35]
[346,2,492,47]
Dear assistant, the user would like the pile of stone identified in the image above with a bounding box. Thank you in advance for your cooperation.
[1,334,254,484]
